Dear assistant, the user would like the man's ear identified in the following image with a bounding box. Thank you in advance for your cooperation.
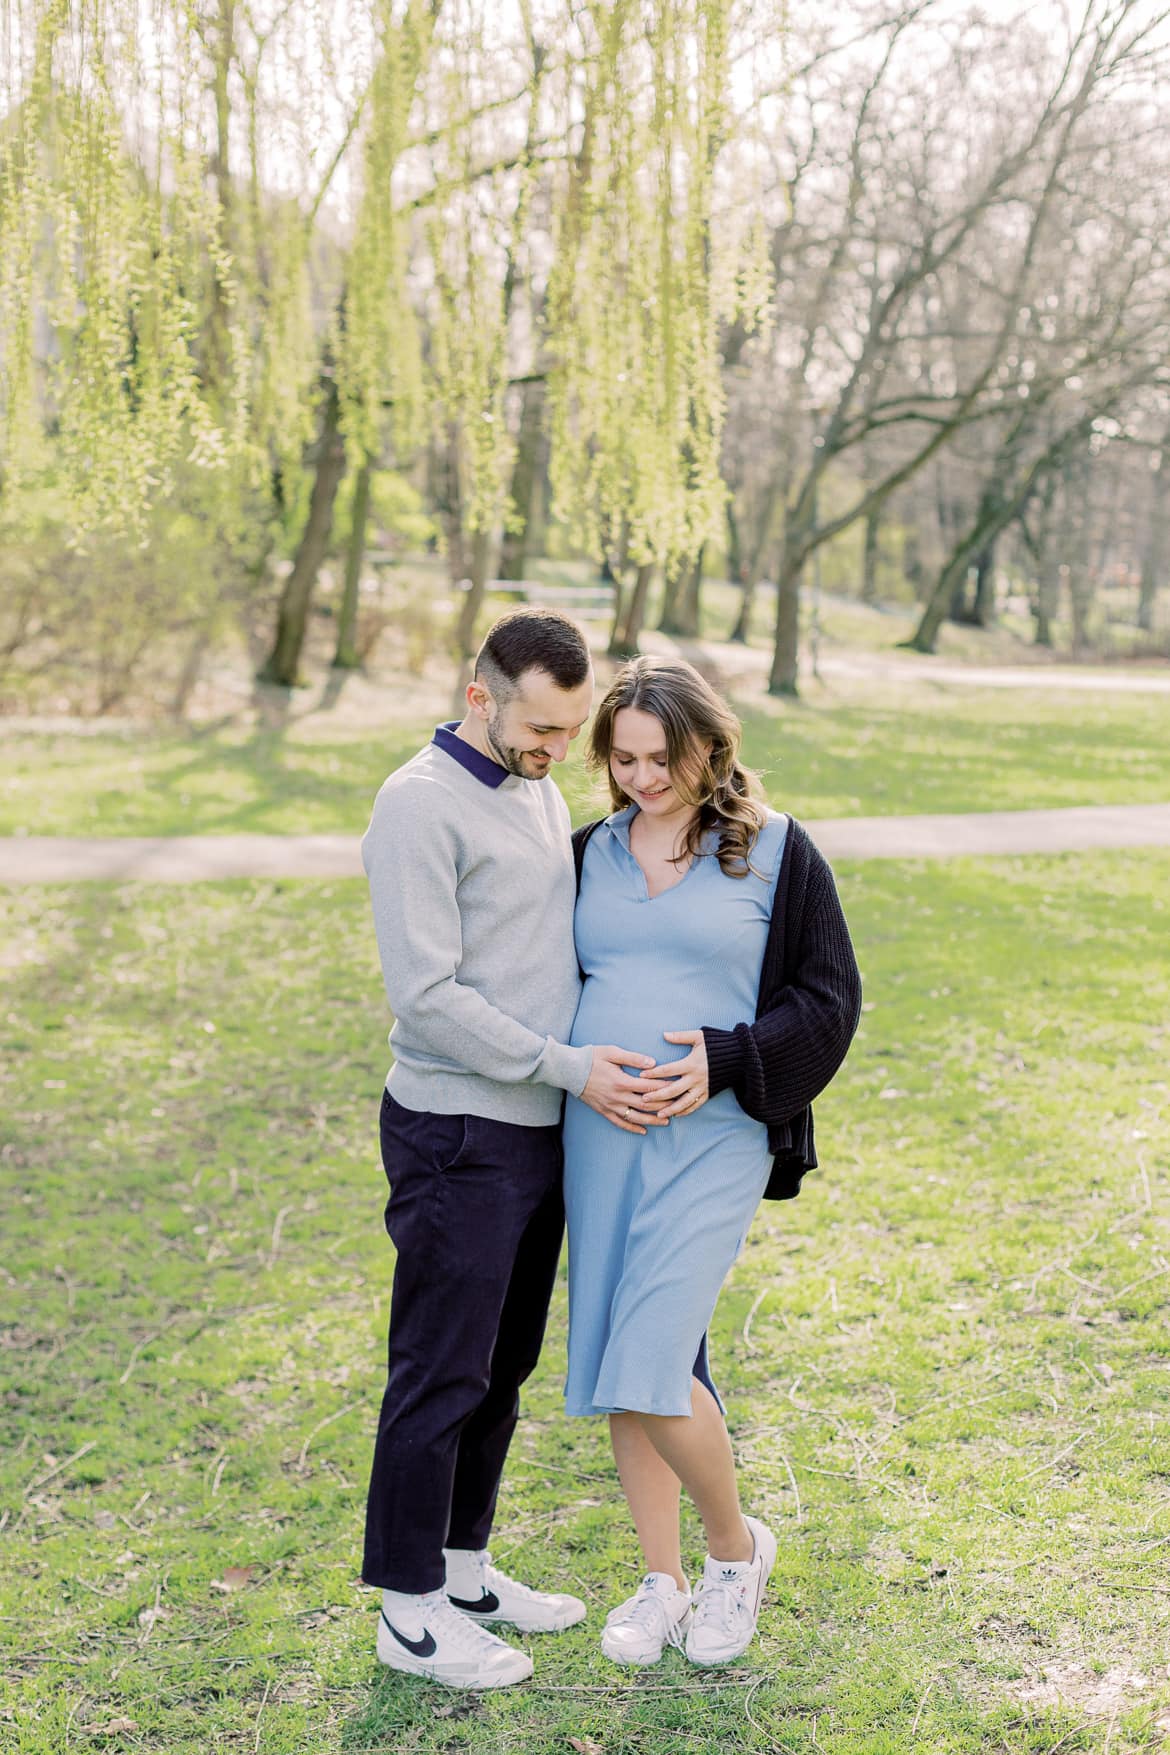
[466,677,492,720]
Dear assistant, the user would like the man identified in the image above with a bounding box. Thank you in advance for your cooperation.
[360,608,661,1689]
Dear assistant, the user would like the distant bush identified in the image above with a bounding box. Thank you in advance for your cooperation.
[0,497,266,716]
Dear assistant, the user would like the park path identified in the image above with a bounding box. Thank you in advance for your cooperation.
[640,627,1170,694]
[3,802,1169,881]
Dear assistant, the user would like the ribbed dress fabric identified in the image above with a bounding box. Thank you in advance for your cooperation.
[561,806,789,1418]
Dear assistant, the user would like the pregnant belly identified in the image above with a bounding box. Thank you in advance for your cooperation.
[570,979,692,1068]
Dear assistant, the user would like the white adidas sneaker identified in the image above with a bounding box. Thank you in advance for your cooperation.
[600,1572,693,1666]
[443,1547,586,1633]
[685,1515,777,1666]
[376,1589,533,1688]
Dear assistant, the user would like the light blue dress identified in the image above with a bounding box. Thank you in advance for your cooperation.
[562,804,788,1417]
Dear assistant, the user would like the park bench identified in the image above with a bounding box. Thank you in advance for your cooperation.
[485,579,617,619]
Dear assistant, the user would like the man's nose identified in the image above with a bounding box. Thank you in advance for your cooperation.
[546,733,571,761]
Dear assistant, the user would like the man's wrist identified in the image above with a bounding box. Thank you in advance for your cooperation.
[539,1038,594,1097]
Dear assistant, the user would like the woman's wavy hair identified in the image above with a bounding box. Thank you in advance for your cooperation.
[587,656,768,878]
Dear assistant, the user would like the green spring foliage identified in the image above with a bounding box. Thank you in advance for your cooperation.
[1,1,774,570]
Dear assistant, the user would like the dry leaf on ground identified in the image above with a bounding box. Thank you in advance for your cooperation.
[212,1565,257,1592]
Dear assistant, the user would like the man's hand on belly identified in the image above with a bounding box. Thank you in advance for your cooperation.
[580,1046,669,1136]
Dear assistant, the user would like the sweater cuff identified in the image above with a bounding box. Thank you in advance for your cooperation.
[537,1039,594,1098]
[702,1026,748,1097]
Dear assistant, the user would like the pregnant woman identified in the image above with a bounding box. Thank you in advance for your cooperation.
[562,656,861,1668]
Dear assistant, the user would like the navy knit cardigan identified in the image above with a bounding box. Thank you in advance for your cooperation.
[571,815,863,1200]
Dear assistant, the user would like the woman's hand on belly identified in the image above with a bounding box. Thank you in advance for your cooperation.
[580,1045,671,1135]
[638,1029,710,1119]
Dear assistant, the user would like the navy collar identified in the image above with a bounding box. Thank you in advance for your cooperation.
[432,721,508,789]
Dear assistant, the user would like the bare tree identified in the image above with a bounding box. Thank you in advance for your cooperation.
[729,0,1170,691]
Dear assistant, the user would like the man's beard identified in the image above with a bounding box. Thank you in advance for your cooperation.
[486,711,548,779]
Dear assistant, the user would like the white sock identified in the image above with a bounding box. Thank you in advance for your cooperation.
[705,1531,757,1578]
[381,1586,434,1630]
[443,1546,486,1597]
[643,1571,688,1596]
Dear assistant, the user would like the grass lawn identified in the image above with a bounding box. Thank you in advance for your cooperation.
[3,844,1169,1753]
[3,676,1170,837]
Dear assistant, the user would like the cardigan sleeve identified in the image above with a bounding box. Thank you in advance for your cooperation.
[701,860,862,1126]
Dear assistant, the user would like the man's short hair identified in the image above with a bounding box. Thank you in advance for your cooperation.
[475,608,591,703]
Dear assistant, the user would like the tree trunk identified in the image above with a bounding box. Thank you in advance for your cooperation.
[440,424,468,587]
[610,561,654,658]
[260,382,346,686]
[730,579,755,644]
[912,498,1018,654]
[949,563,974,623]
[657,556,687,633]
[333,461,372,669]
[498,380,548,581]
[915,550,975,652]
[911,437,1086,655]
[904,523,925,601]
[767,548,803,696]
[1138,433,1169,633]
[862,504,880,604]
[677,544,705,636]
[973,541,997,627]
[204,0,236,397]
[455,526,494,660]
[1138,549,1163,635]
[1069,565,1092,655]
[726,501,743,591]
[1034,557,1059,647]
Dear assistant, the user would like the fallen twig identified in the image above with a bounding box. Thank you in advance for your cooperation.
[742,1287,769,1355]
[1042,1717,1095,1755]
[296,1402,359,1472]
[1114,1262,1170,1300]
[24,1439,96,1495]
[8,1653,87,1666]
[1056,1265,1109,1296]
[504,1458,613,1485]
[253,1678,271,1753]
[777,1447,803,1524]
[910,1677,935,1736]
[118,1312,184,1385]
[1019,1429,1090,1481]
[531,1678,772,1694]
[265,1205,294,1268]
[138,1577,163,1647]
[63,1688,90,1750]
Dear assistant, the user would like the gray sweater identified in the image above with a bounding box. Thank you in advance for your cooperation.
[361,738,593,1125]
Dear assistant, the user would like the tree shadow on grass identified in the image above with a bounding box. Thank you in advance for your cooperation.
[734,693,1170,819]
[340,1669,487,1753]
[116,723,430,837]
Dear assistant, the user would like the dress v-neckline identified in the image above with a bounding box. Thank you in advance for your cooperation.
[624,810,700,902]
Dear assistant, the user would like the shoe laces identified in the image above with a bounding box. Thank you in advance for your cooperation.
[480,1553,543,1605]
[692,1569,752,1640]
[425,1590,514,1656]
[610,1582,688,1649]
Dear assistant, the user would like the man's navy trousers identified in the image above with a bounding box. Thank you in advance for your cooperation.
[361,1090,565,1594]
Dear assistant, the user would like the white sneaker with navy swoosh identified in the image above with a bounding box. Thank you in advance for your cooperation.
[685,1515,777,1666]
[376,1589,533,1687]
[443,1546,587,1633]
